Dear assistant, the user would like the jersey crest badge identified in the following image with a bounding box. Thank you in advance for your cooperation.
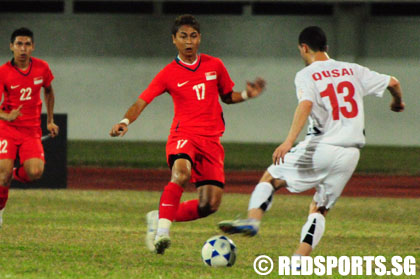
[34,77,43,85]
[205,71,217,81]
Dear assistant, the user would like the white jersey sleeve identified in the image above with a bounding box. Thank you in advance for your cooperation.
[354,64,391,97]
[295,71,316,103]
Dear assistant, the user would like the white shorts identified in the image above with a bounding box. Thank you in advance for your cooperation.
[267,142,360,209]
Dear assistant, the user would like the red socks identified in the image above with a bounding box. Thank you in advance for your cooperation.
[174,199,200,222]
[158,182,184,222]
[13,166,30,183]
[158,183,201,222]
[0,186,9,210]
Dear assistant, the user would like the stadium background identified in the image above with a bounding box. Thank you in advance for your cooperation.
[0,0,418,145]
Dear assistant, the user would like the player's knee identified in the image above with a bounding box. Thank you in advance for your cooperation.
[0,169,12,185]
[26,166,44,181]
[198,200,219,217]
[170,168,191,187]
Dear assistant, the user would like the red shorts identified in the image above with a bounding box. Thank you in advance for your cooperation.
[0,124,45,163]
[166,134,225,188]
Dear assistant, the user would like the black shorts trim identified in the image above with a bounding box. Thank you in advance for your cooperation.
[195,180,224,189]
[168,153,193,169]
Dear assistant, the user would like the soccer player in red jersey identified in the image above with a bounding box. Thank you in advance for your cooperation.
[110,14,266,254]
[0,28,59,228]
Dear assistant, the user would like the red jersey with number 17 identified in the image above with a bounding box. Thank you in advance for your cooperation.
[139,54,234,137]
[0,57,54,128]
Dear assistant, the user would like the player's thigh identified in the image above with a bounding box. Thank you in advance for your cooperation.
[267,144,332,193]
[166,134,196,168]
[0,159,14,183]
[0,131,18,162]
[19,137,45,164]
[193,139,225,188]
[314,147,360,209]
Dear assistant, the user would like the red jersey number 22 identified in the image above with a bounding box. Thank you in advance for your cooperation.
[320,81,358,120]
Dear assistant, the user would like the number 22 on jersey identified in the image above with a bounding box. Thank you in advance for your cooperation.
[320,81,358,120]
[20,87,32,101]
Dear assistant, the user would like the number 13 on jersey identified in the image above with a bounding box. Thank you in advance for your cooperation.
[320,81,359,120]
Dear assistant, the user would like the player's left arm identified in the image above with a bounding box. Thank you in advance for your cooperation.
[220,77,266,104]
[272,100,313,165]
[43,85,59,137]
[387,76,405,112]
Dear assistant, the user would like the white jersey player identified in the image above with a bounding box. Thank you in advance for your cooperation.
[218,26,404,258]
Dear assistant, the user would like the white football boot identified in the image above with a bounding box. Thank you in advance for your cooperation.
[218,218,260,236]
[154,233,171,255]
[145,210,159,252]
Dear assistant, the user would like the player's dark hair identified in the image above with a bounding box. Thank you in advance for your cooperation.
[298,26,327,52]
[11,27,34,44]
[172,14,200,36]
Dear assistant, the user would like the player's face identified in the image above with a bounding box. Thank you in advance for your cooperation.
[10,36,34,63]
[172,25,201,62]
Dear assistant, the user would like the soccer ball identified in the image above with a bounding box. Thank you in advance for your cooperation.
[201,235,236,267]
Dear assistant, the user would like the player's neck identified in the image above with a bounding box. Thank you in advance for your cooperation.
[177,54,198,65]
[313,52,330,63]
[307,52,329,65]
[13,58,31,71]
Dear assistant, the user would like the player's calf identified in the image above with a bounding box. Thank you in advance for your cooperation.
[296,212,326,255]
[198,201,219,218]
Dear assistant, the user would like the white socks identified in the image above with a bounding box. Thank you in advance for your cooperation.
[300,213,326,249]
[156,218,172,237]
[248,182,275,211]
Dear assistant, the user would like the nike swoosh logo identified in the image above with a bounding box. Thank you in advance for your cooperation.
[177,81,189,87]
[11,85,20,89]
[161,203,174,207]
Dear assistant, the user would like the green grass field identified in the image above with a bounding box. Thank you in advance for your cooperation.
[68,140,420,175]
[0,190,418,279]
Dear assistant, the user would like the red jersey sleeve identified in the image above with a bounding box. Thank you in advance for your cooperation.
[44,66,54,87]
[139,68,168,104]
[42,61,54,87]
[216,58,234,96]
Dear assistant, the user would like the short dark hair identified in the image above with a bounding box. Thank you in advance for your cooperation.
[11,27,34,44]
[171,14,200,36]
[298,26,327,52]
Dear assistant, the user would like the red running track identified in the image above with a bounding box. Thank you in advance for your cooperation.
[68,167,420,198]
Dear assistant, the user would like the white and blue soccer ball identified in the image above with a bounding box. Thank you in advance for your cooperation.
[201,235,236,267]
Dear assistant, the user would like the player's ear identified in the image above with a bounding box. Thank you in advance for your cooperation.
[172,34,176,45]
[9,43,13,52]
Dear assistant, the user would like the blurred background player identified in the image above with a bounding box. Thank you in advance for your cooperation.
[219,26,404,258]
[110,14,265,254]
[0,28,59,228]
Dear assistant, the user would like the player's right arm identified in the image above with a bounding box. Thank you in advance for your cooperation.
[387,77,405,112]
[272,100,313,165]
[110,67,167,137]
[0,105,22,122]
[109,98,148,137]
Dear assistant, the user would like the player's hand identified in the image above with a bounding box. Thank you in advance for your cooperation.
[245,77,266,99]
[390,100,405,112]
[47,122,59,138]
[272,141,293,165]
[7,105,22,121]
[110,123,128,137]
